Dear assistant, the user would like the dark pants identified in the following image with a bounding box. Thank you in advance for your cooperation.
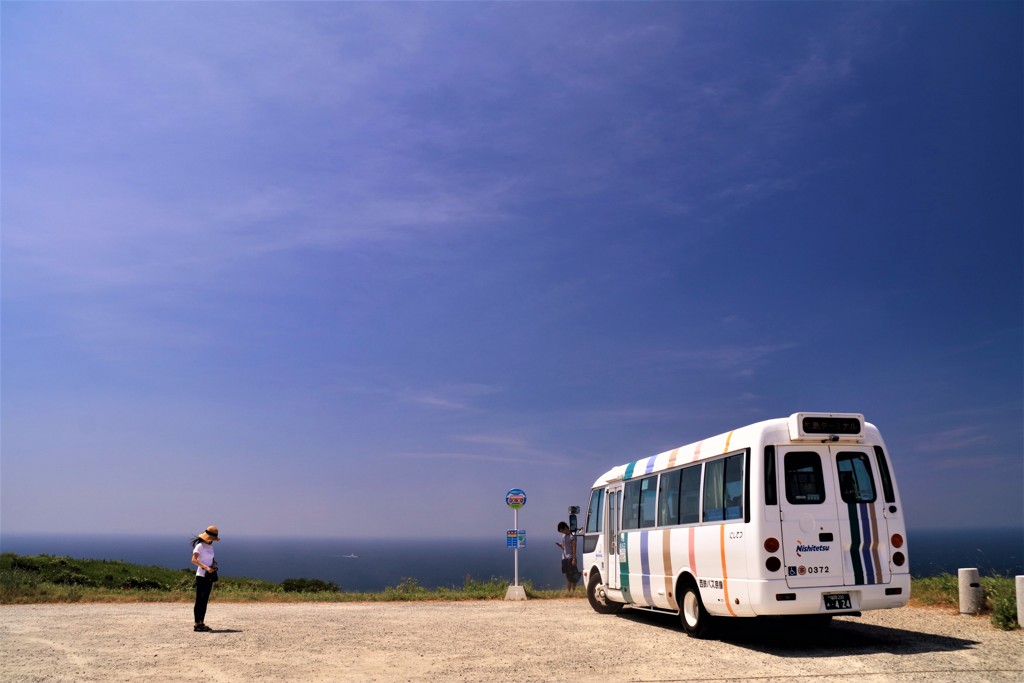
[194,574,213,623]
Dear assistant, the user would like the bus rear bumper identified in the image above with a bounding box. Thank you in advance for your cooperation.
[745,574,911,616]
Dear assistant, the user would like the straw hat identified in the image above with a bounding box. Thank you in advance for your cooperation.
[199,525,221,543]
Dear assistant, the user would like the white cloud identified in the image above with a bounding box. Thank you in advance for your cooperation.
[400,384,505,412]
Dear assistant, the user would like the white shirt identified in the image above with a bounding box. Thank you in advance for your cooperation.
[194,542,215,577]
[560,532,576,560]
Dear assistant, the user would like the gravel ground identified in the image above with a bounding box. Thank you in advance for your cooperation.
[1,600,1021,682]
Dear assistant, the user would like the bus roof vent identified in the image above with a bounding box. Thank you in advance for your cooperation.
[789,413,865,442]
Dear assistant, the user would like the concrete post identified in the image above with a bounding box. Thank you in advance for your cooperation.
[1016,575,1023,626]
[958,568,984,614]
[504,585,527,601]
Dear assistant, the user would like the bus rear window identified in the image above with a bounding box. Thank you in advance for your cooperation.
[837,452,876,503]
[785,451,826,504]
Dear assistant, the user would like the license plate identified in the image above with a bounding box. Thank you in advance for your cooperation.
[824,593,852,610]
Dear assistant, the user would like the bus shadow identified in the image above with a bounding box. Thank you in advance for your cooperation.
[617,612,979,657]
[721,618,979,657]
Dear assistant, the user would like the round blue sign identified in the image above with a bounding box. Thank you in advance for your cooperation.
[505,488,527,508]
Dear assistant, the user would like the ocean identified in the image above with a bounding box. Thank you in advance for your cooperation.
[0,535,566,591]
[2,528,1021,592]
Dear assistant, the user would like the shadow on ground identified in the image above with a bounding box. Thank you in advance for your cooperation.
[615,610,979,657]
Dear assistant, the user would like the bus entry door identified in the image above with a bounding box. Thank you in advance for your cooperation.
[605,485,623,590]
[829,446,892,587]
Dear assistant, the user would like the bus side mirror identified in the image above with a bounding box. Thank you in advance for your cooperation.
[568,505,580,533]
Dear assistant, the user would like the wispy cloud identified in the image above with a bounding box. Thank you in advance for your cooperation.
[394,429,580,467]
[914,426,994,453]
[397,450,574,467]
[452,434,531,448]
[643,343,799,379]
[399,384,505,412]
[929,453,1011,471]
[570,406,682,424]
[6,3,878,303]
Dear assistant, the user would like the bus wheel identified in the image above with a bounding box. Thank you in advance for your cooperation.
[587,572,623,615]
[679,582,713,638]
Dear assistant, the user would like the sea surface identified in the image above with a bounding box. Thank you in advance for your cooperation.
[2,528,1021,592]
[0,535,566,591]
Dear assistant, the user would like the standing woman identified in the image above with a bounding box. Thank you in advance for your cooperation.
[190,525,220,632]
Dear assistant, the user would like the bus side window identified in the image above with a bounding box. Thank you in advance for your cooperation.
[659,470,681,526]
[639,476,657,527]
[764,446,777,506]
[680,465,701,524]
[784,451,826,504]
[724,454,744,520]
[623,476,657,529]
[873,446,896,503]
[586,488,604,533]
[703,453,744,522]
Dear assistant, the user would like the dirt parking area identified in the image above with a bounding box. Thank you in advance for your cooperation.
[1,600,1021,681]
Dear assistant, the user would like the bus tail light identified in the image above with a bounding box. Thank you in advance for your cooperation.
[765,557,781,572]
[892,552,905,567]
[891,533,904,548]
[764,537,780,553]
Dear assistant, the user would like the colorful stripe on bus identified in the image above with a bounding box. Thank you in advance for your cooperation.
[619,532,632,603]
[847,502,882,585]
[618,524,743,615]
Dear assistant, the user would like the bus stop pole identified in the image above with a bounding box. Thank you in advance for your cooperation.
[514,507,519,586]
[504,488,527,601]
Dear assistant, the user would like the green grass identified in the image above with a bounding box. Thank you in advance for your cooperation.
[4,554,1016,630]
[910,572,1019,630]
[0,553,579,604]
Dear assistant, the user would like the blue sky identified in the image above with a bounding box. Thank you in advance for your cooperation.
[2,2,1021,541]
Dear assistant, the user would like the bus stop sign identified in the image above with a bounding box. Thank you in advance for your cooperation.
[506,488,526,508]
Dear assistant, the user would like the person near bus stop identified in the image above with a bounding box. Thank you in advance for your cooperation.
[556,521,578,592]
[190,525,220,632]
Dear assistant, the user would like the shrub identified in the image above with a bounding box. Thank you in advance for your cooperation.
[55,558,85,573]
[281,578,340,593]
[11,556,42,572]
[982,576,1020,631]
[53,571,93,586]
[910,573,959,608]
[121,577,168,591]
[219,578,282,594]
[0,568,41,596]
[383,577,429,599]
[912,573,1019,631]
[461,575,512,599]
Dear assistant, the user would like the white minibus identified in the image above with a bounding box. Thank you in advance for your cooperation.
[577,413,909,637]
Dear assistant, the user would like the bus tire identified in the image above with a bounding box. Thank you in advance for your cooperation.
[587,572,623,615]
[679,581,713,638]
